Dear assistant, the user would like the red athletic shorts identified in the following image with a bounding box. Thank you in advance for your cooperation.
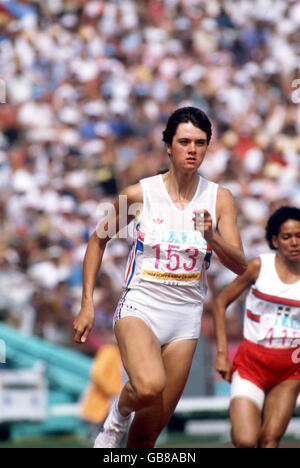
[231,339,300,392]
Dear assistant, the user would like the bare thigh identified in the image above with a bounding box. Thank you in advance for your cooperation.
[230,397,262,448]
[126,338,198,448]
[259,379,300,448]
[114,316,166,397]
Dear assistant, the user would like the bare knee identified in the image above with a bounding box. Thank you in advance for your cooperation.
[233,438,257,448]
[134,375,166,407]
[232,430,258,448]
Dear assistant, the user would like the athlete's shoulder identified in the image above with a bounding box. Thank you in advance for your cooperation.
[246,257,262,282]
[249,256,262,270]
[215,185,237,218]
[216,185,234,201]
[121,182,143,204]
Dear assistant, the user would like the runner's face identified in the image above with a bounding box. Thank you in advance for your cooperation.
[166,122,208,173]
[272,219,300,262]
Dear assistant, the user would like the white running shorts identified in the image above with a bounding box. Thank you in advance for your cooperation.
[113,290,202,347]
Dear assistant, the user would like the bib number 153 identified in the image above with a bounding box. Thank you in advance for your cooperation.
[152,243,199,272]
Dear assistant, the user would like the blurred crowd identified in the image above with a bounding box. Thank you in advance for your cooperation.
[0,0,299,354]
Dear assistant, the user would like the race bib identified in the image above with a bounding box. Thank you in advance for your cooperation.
[258,310,300,348]
[140,229,207,286]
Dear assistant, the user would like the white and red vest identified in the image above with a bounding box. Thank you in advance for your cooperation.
[244,253,300,348]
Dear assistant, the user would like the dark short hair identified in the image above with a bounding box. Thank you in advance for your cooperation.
[162,106,212,145]
[265,206,300,250]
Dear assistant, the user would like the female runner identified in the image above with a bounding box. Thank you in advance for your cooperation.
[73,106,247,448]
[214,206,300,448]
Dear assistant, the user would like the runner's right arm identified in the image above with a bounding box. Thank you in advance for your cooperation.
[73,183,143,344]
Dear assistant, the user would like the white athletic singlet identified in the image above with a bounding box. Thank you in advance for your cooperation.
[244,253,300,348]
[118,174,218,307]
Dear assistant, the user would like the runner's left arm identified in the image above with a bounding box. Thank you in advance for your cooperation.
[213,258,261,381]
[202,187,247,275]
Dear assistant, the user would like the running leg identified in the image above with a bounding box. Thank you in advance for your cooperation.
[258,379,300,448]
[230,397,261,448]
[94,316,166,448]
[126,338,198,448]
[115,316,167,416]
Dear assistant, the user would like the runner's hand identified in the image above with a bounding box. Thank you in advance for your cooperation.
[193,209,213,242]
[73,304,95,344]
[216,352,232,382]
